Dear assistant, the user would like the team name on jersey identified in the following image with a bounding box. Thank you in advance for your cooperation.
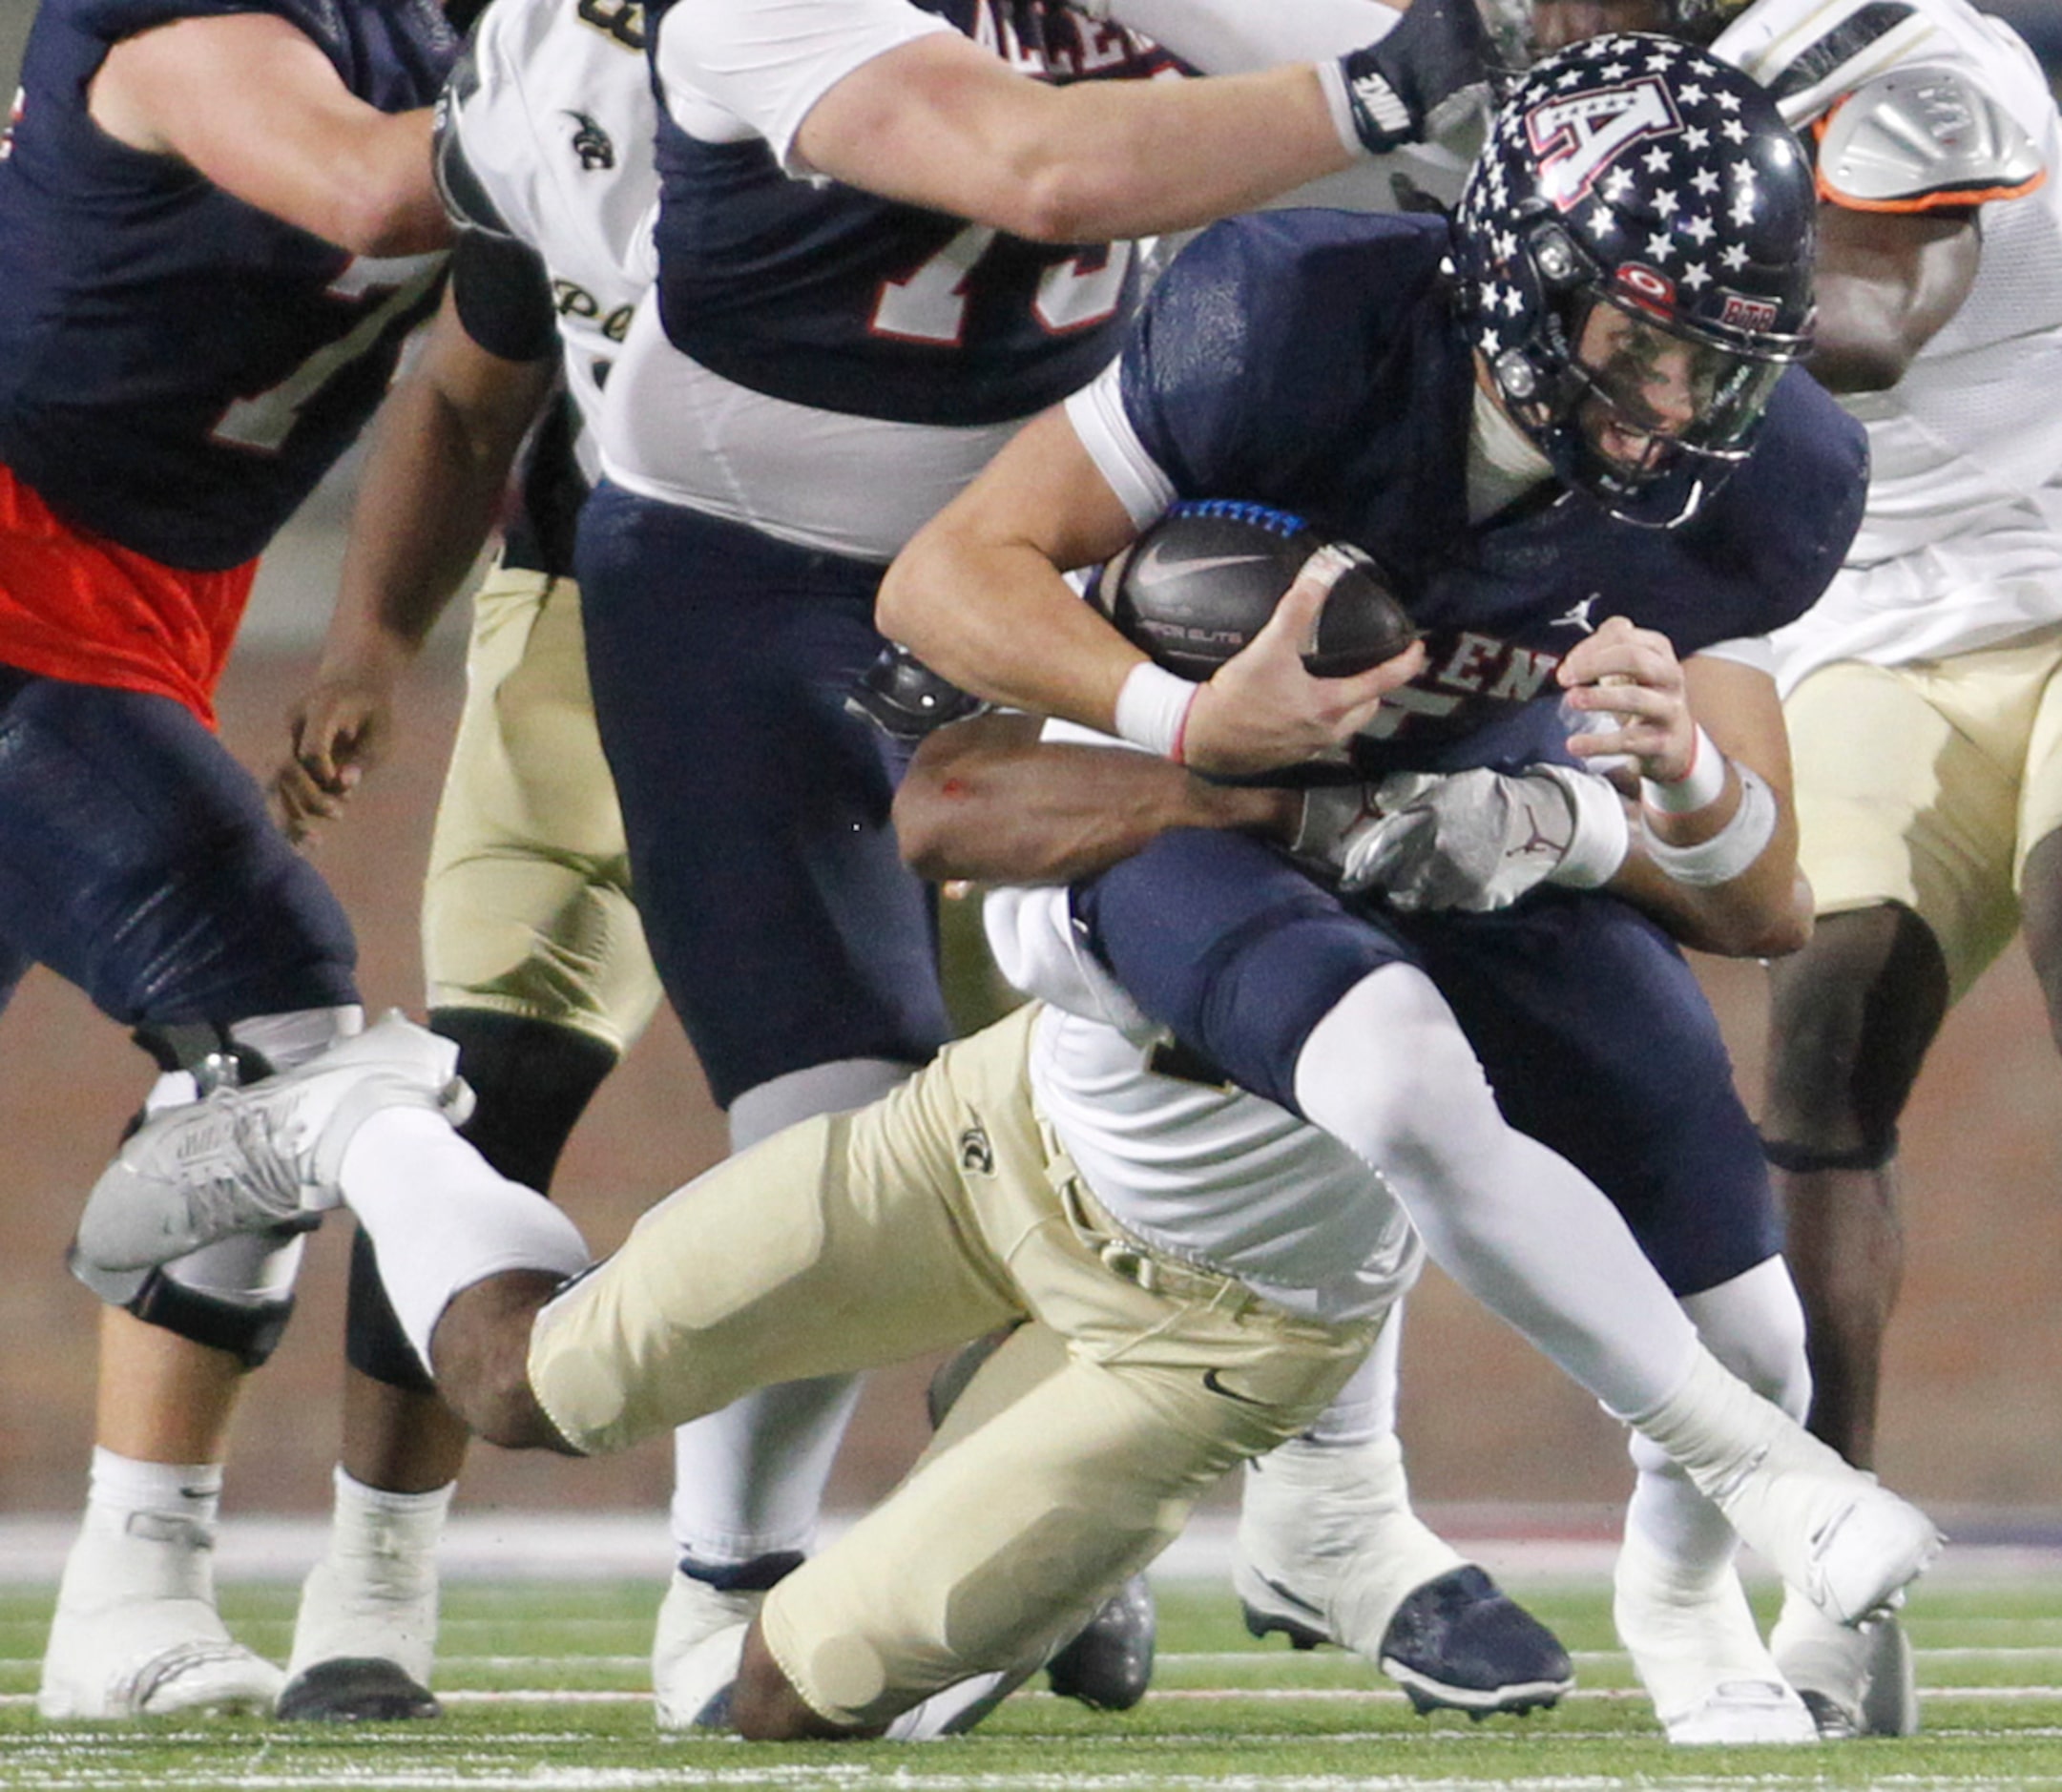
[552,278,635,341]
[1364,629,1564,739]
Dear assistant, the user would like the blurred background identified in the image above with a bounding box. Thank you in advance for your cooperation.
[1,0,2058,1544]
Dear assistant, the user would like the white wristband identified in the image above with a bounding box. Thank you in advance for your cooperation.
[1535,763,1632,890]
[1641,724,1726,814]
[1114,660,1199,762]
[1641,763,1779,886]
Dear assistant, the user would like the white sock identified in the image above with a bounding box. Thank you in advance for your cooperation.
[669,1377,863,1566]
[87,1448,221,1530]
[329,1467,454,1540]
[726,1057,912,1153]
[338,1109,591,1369]
[61,1450,223,1608]
[1301,1307,1401,1447]
[1293,968,1699,1417]
[667,1058,912,1565]
[1625,1258,1815,1577]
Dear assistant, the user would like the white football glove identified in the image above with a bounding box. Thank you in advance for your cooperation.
[1294,764,1630,911]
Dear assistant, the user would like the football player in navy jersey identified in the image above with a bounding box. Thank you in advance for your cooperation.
[881,34,1937,1744]
[0,0,592,1723]
[563,0,1510,1726]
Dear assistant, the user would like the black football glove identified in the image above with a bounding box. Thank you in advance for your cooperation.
[1336,0,1492,155]
[845,644,989,743]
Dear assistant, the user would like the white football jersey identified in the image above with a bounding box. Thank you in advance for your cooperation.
[1714,0,2062,685]
[445,0,659,476]
[983,720,1423,1326]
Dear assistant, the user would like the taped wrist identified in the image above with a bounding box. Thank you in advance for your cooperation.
[1641,762,1779,886]
[1641,723,1726,813]
[1114,660,1198,761]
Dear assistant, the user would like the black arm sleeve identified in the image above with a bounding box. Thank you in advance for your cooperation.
[450,228,558,365]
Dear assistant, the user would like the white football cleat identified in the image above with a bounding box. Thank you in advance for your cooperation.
[1771,1591,1917,1739]
[1235,1435,1572,1716]
[71,1012,470,1287]
[1665,1678,1822,1745]
[1640,1351,1942,1629]
[40,1508,282,1719]
[651,1571,764,1730]
[1614,1530,1815,1745]
[1708,1434,1941,1629]
[278,1498,444,1721]
[1860,1612,1920,1737]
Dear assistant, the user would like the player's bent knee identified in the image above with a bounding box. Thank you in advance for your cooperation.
[427,1270,579,1453]
[1763,906,1946,1148]
[730,1622,863,1741]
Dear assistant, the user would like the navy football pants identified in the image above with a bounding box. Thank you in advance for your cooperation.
[0,666,359,1029]
[574,486,951,1109]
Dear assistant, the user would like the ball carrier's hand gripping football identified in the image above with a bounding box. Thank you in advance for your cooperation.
[1094,501,1425,775]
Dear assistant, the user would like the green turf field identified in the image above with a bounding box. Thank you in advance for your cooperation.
[5,1574,2060,1790]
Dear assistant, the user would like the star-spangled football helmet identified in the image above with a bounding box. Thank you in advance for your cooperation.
[1452,33,1816,525]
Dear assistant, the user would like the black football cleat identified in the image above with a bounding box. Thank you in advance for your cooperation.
[275,1657,441,1722]
[1046,1573,1156,1711]
[1376,1566,1573,1719]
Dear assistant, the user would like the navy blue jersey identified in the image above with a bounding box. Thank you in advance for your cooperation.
[1114,209,1870,774]
[0,0,456,571]
[644,0,1171,426]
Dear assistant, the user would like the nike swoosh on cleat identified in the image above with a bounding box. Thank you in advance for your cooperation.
[1250,1568,1325,1619]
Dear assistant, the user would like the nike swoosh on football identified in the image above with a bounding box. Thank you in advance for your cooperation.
[1135,543,1277,583]
[1202,1366,1271,1407]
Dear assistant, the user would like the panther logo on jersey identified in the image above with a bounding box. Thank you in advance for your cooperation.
[565,111,614,171]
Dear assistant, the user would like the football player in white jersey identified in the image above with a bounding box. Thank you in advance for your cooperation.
[267,0,665,1722]
[1531,0,2057,1738]
[268,0,1536,1731]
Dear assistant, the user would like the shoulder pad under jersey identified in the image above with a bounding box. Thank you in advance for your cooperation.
[1818,62,2047,210]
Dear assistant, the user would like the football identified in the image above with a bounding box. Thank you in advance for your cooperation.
[1093,501,1418,682]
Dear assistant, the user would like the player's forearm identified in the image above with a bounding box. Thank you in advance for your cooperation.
[895,713,1296,885]
[815,41,1356,243]
[1606,784,1810,959]
[880,539,1137,734]
[327,376,541,674]
[989,66,1354,240]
